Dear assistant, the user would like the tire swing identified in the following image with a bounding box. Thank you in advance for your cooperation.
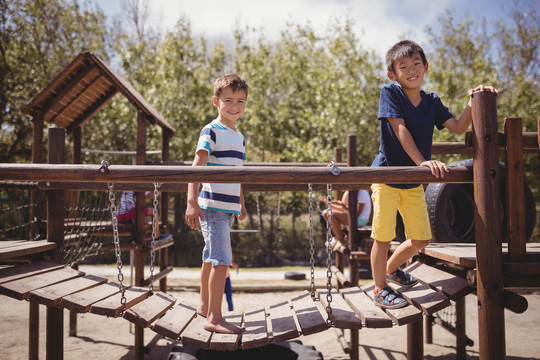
[424,158,536,243]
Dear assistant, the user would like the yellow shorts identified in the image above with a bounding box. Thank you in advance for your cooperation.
[370,183,432,242]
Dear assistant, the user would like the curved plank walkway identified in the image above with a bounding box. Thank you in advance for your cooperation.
[0,259,471,351]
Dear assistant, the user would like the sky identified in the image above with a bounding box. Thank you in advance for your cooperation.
[91,0,521,57]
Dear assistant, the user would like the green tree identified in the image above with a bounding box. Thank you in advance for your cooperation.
[0,0,110,163]
[426,1,539,240]
[233,17,383,165]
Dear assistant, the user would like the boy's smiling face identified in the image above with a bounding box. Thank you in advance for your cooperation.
[212,87,247,129]
[388,52,428,91]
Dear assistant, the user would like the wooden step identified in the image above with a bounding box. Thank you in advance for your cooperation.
[361,284,423,326]
[180,314,212,348]
[0,267,84,300]
[290,291,329,335]
[90,286,150,317]
[0,261,63,285]
[123,291,176,328]
[152,301,197,340]
[27,274,108,307]
[0,240,57,260]
[387,282,450,315]
[240,306,269,349]
[318,288,362,329]
[340,287,393,328]
[60,282,122,313]
[266,299,300,343]
[209,312,243,350]
[404,261,471,300]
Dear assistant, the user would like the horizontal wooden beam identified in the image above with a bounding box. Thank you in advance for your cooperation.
[464,131,539,153]
[36,181,373,192]
[0,163,472,185]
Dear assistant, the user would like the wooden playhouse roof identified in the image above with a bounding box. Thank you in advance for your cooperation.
[23,52,175,134]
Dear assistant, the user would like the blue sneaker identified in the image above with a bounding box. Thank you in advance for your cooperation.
[386,268,418,287]
[373,287,408,309]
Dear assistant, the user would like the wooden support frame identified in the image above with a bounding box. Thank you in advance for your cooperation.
[22,51,177,360]
[346,136,360,360]
[134,110,147,360]
[471,91,506,360]
[46,128,67,360]
[504,117,526,261]
[2,93,537,359]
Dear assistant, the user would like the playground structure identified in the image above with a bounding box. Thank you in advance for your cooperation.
[0,90,539,360]
[18,51,177,358]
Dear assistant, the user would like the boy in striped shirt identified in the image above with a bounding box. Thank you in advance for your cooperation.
[186,73,248,334]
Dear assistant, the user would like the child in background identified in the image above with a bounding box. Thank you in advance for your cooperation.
[319,190,372,249]
[117,190,161,238]
[224,256,239,311]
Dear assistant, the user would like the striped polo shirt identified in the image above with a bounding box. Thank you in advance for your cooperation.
[196,119,246,214]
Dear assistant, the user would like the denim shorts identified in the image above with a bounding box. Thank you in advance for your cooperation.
[200,209,234,267]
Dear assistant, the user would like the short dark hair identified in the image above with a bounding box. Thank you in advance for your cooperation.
[214,73,249,98]
[386,40,427,74]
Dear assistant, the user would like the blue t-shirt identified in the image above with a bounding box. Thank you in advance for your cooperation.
[371,84,454,189]
[196,119,246,214]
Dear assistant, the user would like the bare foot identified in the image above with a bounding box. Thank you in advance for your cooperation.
[196,307,207,318]
[204,318,245,334]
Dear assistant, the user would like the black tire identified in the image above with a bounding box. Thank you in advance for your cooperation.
[425,159,536,243]
[284,271,306,280]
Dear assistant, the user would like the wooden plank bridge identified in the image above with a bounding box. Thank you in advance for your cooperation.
[0,256,473,351]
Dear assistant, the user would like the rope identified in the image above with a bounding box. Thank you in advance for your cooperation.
[63,190,108,266]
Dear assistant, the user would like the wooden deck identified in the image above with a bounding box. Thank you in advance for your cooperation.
[0,240,56,261]
[421,242,540,268]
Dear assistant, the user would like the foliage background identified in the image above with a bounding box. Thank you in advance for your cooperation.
[1,0,539,266]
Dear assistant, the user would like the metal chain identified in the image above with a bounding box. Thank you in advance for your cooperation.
[107,182,127,312]
[256,192,263,236]
[148,182,160,293]
[325,183,334,326]
[276,192,282,248]
[307,184,316,299]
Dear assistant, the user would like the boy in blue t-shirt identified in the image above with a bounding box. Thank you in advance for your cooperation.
[186,73,248,334]
[370,40,498,309]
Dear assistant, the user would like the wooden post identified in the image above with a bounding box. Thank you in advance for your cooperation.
[134,110,147,360]
[471,90,506,360]
[334,148,344,201]
[347,135,359,287]
[333,148,344,275]
[70,125,82,336]
[29,110,44,360]
[407,321,423,360]
[29,300,39,360]
[48,128,66,264]
[424,315,433,344]
[347,135,359,360]
[160,129,172,292]
[455,297,467,360]
[504,117,526,260]
[72,126,82,164]
[47,127,66,360]
[30,110,45,242]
